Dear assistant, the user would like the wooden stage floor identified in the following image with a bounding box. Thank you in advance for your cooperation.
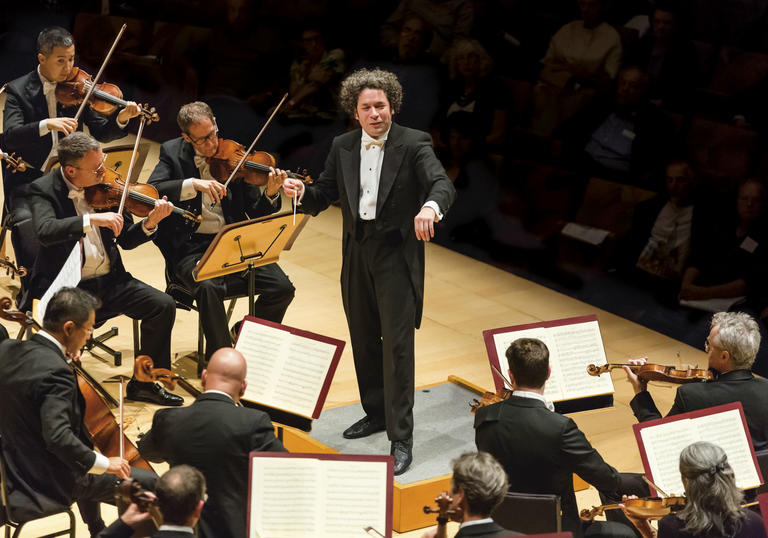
[0,137,698,537]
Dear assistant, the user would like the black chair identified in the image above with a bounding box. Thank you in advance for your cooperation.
[491,491,562,535]
[0,436,75,538]
[164,267,245,376]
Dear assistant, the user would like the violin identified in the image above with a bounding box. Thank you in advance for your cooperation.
[55,67,159,124]
[580,495,686,521]
[84,167,201,224]
[116,477,162,528]
[1,150,30,174]
[587,363,713,384]
[206,138,314,187]
[470,388,512,414]
[423,491,463,538]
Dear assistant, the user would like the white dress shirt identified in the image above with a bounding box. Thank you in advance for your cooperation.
[513,389,555,412]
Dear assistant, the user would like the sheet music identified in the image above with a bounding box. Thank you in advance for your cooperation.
[38,242,81,320]
[321,460,388,537]
[491,319,613,402]
[237,319,338,418]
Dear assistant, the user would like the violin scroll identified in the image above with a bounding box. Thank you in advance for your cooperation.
[134,355,180,390]
[470,388,512,414]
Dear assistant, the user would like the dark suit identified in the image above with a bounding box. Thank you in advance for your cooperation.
[147,136,294,359]
[26,168,176,368]
[98,519,194,538]
[138,392,285,538]
[0,333,155,531]
[631,369,768,451]
[475,396,623,538]
[454,521,522,537]
[299,122,455,440]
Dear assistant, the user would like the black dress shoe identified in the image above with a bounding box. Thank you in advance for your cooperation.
[391,438,413,476]
[126,379,184,406]
[342,416,386,439]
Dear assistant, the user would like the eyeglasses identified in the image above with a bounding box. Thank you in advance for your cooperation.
[77,323,94,336]
[187,126,219,146]
[74,155,107,177]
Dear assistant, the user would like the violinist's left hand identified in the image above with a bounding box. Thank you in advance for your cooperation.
[267,167,288,198]
[117,101,142,123]
[623,357,648,394]
[144,196,174,230]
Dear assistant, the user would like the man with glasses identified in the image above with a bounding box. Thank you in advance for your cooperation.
[147,101,294,361]
[25,132,183,406]
[624,311,768,449]
[0,287,157,537]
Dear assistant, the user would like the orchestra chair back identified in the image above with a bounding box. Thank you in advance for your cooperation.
[0,435,75,538]
[491,491,562,534]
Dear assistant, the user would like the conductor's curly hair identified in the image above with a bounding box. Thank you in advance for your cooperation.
[339,68,403,116]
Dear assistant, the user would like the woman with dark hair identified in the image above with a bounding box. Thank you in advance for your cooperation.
[623,441,766,538]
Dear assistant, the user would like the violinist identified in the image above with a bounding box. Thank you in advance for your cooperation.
[621,441,766,538]
[147,101,294,360]
[624,311,768,450]
[99,465,205,538]
[0,287,157,537]
[474,338,637,538]
[25,132,183,406]
[421,451,520,538]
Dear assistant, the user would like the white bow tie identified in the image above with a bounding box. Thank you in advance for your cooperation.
[68,188,85,201]
[363,138,385,150]
[43,80,57,96]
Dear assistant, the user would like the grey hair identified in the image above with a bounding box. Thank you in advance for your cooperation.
[37,27,74,56]
[677,441,744,536]
[451,451,509,517]
[711,312,760,368]
[339,68,403,115]
[57,132,100,167]
[446,38,493,80]
[177,101,215,133]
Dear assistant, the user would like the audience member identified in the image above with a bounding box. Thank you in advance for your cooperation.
[625,311,768,446]
[421,451,521,538]
[98,465,206,538]
[475,337,636,538]
[623,441,766,538]
[531,0,623,136]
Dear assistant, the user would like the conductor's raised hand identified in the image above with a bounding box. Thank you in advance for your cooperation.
[191,178,227,204]
[91,212,124,236]
[282,178,304,199]
[622,356,649,394]
[267,167,288,198]
[414,206,437,241]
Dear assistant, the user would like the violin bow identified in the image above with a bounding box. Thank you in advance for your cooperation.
[490,363,514,390]
[117,116,147,216]
[73,24,127,123]
[211,92,289,208]
[642,475,669,498]
[0,83,6,96]
[104,374,131,461]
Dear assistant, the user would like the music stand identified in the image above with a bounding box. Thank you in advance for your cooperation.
[193,211,309,316]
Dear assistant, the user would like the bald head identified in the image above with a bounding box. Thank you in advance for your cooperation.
[202,348,248,401]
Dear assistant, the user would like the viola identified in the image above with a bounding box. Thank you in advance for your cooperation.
[587,363,713,384]
[423,491,463,538]
[470,388,512,413]
[1,150,30,174]
[55,67,159,124]
[207,138,314,187]
[84,168,201,224]
[116,477,162,528]
[580,495,686,521]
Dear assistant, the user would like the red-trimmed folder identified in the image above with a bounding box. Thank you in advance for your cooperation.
[483,315,614,404]
[247,452,394,538]
[633,402,763,497]
[235,316,345,420]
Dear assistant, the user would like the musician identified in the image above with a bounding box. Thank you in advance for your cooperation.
[421,451,521,538]
[26,132,182,406]
[283,68,456,475]
[2,26,141,205]
[138,347,285,538]
[624,311,768,450]
[147,101,294,360]
[99,465,206,538]
[474,338,636,538]
[0,287,157,537]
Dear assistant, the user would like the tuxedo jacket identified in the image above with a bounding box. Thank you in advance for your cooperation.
[147,136,281,269]
[138,392,285,538]
[2,70,124,193]
[298,122,455,327]
[454,521,522,537]
[475,396,620,538]
[98,519,195,538]
[0,334,94,519]
[24,168,151,306]
[631,369,768,451]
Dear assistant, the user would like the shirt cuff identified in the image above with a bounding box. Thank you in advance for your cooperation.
[180,178,197,201]
[116,115,128,129]
[296,182,305,205]
[89,451,109,474]
[141,220,156,235]
[266,191,280,205]
[422,201,443,221]
[39,119,50,136]
[83,213,92,233]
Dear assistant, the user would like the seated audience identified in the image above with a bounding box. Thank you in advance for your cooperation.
[623,441,766,538]
[475,337,636,538]
[99,465,206,538]
[531,0,623,136]
[421,451,521,538]
[625,311,768,445]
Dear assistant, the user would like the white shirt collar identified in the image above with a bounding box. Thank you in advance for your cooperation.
[460,517,495,529]
[204,389,234,402]
[158,524,194,533]
[514,390,555,412]
[37,66,57,91]
[361,126,391,146]
[38,330,68,359]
